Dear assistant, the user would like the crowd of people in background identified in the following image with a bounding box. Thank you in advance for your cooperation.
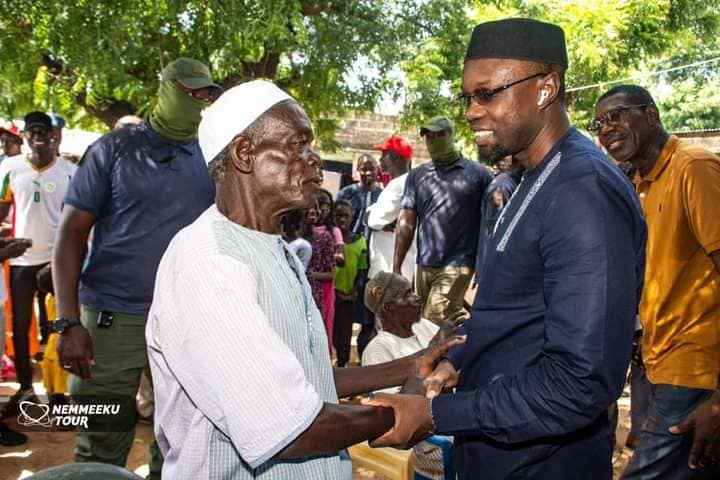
[0,16,717,480]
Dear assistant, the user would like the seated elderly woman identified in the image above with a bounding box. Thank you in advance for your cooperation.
[362,271,457,480]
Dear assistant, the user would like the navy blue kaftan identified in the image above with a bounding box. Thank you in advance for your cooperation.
[431,129,646,479]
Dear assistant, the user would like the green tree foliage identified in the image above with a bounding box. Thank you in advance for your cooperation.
[399,0,720,143]
[0,0,454,149]
[1,0,718,148]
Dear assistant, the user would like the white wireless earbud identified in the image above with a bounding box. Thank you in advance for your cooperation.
[537,90,549,106]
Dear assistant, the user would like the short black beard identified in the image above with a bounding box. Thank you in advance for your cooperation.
[478,144,508,165]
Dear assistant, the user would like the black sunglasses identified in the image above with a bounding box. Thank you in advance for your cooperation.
[458,72,550,107]
[173,81,223,104]
[587,104,649,133]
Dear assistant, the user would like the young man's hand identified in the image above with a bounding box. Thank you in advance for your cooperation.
[57,326,95,380]
[424,359,459,399]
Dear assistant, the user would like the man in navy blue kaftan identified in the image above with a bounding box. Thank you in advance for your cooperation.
[364,18,647,480]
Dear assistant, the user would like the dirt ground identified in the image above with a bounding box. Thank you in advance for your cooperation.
[0,351,390,479]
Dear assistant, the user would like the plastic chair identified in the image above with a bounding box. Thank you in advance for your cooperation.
[413,435,455,479]
[349,441,414,480]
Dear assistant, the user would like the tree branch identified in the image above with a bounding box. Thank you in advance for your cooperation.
[76,92,135,129]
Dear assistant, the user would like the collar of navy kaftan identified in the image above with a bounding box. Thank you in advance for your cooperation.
[493,151,562,252]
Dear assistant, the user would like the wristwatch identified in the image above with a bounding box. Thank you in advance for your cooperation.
[54,317,82,334]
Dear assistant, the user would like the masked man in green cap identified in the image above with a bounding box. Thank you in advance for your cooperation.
[52,57,220,478]
[393,116,492,327]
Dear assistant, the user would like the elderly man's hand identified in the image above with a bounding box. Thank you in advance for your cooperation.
[670,391,720,469]
[424,359,459,399]
[427,310,466,349]
[362,393,434,449]
[415,330,465,379]
[415,314,465,378]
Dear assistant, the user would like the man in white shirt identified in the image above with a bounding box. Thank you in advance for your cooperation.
[0,111,75,412]
[367,138,416,281]
[146,80,461,479]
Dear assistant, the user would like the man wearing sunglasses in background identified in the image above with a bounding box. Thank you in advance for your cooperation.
[365,19,647,479]
[52,58,219,478]
[594,85,720,479]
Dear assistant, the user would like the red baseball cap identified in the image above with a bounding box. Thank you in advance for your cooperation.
[373,135,413,161]
[0,122,22,139]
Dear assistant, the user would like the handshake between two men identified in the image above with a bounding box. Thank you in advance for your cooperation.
[354,270,466,450]
[277,271,465,463]
[362,327,463,450]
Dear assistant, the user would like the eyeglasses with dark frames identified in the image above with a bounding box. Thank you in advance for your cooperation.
[587,104,649,133]
[458,72,550,107]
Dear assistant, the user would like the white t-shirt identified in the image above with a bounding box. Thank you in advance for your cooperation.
[366,173,416,280]
[0,154,76,266]
[361,319,439,362]
[362,331,424,369]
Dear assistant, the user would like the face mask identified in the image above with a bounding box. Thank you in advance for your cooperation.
[427,134,459,167]
[149,80,206,141]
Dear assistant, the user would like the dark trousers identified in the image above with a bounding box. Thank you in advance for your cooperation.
[354,271,376,358]
[333,296,355,367]
[70,306,162,479]
[357,322,375,358]
[10,263,47,390]
[37,290,49,344]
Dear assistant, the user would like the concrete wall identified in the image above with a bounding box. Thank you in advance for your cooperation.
[328,113,720,168]
[674,129,720,153]
[328,112,431,166]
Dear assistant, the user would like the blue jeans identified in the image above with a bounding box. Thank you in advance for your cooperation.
[622,383,718,479]
[630,363,652,438]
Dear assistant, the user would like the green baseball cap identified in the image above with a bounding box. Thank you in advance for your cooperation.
[161,57,221,90]
[420,116,454,136]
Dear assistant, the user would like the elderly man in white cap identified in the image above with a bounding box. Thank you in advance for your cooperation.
[146,80,462,479]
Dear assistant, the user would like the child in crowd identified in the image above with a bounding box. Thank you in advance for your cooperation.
[281,209,312,270]
[332,200,367,367]
[306,196,336,353]
[315,189,345,267]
